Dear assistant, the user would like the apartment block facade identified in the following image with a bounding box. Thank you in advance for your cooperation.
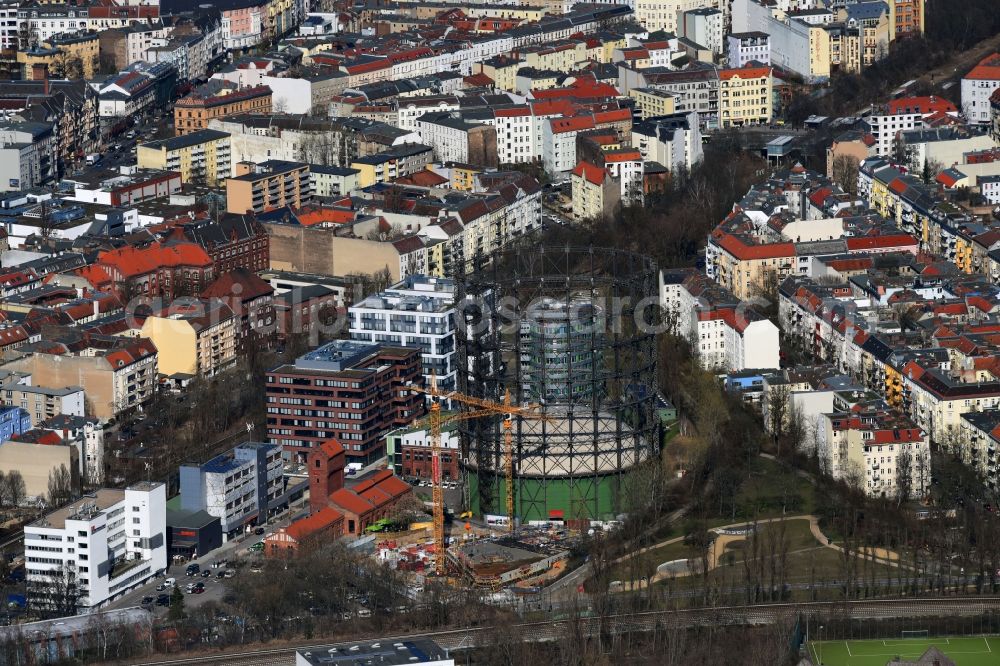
[266,340,425,463]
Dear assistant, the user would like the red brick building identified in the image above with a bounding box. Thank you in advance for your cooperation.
[304,437,412,536]
[329,472,411,536]
[273,285,341,341]
[266,341,425,464]
[167,214,269,274]
[96,241,214,300]
[263,505,344,557]
[308,439,346,514]
[200,268,276,351]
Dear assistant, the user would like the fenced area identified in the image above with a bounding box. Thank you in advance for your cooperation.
[809,635,1000,665]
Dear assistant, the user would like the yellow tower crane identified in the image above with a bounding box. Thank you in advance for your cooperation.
[412,378,549,576]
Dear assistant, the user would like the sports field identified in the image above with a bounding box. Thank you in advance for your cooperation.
[808,636,1000,665]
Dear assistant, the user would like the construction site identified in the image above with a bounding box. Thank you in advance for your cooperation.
[450,527,572,589]
[456,246,661,525]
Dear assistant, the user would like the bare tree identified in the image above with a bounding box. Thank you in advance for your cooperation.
[5,471,25,508]
[895,447,913,506]
[47,464,74,507]
[831,155,860,196]
[29,563,78,617]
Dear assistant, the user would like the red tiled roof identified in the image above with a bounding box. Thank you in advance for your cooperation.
[316,439,345,461]
[284,506,344,541]
[886,96,957,115]
[550,116,594,133]
[201,268,274,302]
[97,242,212,279]
[494,107,531,117]
[844,234,917,251]
[872,428,922,444]
[936,171,961,187]
[720,66,772,80]
[808,186,833,207]
[397,170,449,187]
[594,108,630,123]
[530,99,577,117]
[964,53,1000,81]
[571,160,607,186]
[714,232,795,260]
[464,72,494,86]
[531,79,619,101]
[296,207,354,227]
[343,58,390,74]
[329,487,373,515]
[603,150,641,163]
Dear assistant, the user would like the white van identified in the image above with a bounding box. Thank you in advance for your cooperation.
[164,577,176,588]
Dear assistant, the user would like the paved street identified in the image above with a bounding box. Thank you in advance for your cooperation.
[105,496,311,615]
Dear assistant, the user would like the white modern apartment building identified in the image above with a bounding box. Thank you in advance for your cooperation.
[660,268,779,372]
[0,0,20,51]
[632,111,704,173]
[817,412,930,498]
[961,53,1000,124]
[415,113,475,165]
[727,32,770,68]
[349,275,458,398]
[479,107,539,165]
[681,7,723,54]
[25,482,167,612]
[865,110,927,157]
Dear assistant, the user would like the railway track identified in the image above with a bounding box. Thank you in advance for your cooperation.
[132,597,1000,665]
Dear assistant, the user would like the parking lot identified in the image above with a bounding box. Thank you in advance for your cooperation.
[105,503,305,616]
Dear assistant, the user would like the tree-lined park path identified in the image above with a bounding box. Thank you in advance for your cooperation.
[613,515,906,592]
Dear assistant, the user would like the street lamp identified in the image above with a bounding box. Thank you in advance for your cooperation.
[818,625,824,665]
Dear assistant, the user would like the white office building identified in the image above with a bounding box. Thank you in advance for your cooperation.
[962,54,1000,124]
[349,275,458,399]
[179,442,283,539]
[727,32,770,68]
[680,7,723,54]
[25,482,167,612]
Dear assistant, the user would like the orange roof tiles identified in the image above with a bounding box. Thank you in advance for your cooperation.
[964,53,1000,81]
[571,160,607,186]
[603,150,641,163]
[550,116,595,133]
[97,242,212,279]
[720,66,772,80]
[296,207,355,227]
[887,96,957,115]
[844,234,917,251]
[594,108,630,123]
[284,506,344,541]
[329,487,374,515]
[397,170,449,187]
[714,232,795,260]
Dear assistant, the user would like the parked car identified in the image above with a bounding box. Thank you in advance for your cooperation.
[216,571,226,579]
[224,570,235,578]
[254,527,265,536]
[140,596,154,607]
[358,609,372,618]
[156,594,170,607]
[200,570,210,578]
[247,542,263,553]
[186,563,200,575]
[164,577,176,588]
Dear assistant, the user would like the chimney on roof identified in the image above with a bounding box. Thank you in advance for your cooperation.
[32,63,49,95]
